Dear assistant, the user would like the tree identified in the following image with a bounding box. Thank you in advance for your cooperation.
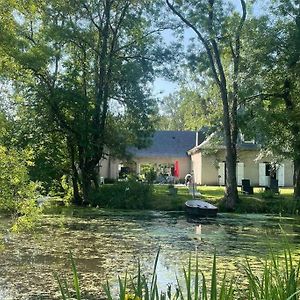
[157,92,185,130]
[0,0,165,204]
[156,81,222,131]
[239,0,300,198]
[166,0,246,209]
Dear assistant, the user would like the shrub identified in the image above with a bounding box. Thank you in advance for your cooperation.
[61,175,73,205]
[90,180,153,209]
[145,167,156,183]
[104,178,117,184]
[261,189,276,199]
[234,197,267,213]
[0,146,41,231]
[265,198,300,215]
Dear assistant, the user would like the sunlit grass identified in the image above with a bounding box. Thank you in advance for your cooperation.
[151,185,296,214]
[44,185,296,214]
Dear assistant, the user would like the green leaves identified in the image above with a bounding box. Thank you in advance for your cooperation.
[0,145,41,232]
[245,244,300,300]
[0,0,165,203]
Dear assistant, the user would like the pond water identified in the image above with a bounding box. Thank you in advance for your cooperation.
[0,209,300,299]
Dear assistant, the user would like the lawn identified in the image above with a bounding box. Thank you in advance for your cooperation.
[151,184,298,214]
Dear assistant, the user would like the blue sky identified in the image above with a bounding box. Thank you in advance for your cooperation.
[152,0,270,99]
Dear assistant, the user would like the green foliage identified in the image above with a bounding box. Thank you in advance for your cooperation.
[0,111,10,141]
[0,145,41,231]
[140,164,157,183]
[157,93,185,130]
[12,198,41,232]
[232,197,267,214]
[145,168,157,184]
[0,146,35,211]
[156,86,221,132]
[261,190,276,199]
[0,0,164,204]
[238,1,300,197]
[90,181,153,209]
[61,175,73,205]
[55,252,81,300]
[245,244,300,300]
[264,198,300,216]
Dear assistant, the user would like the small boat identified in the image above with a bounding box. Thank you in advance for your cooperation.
[185,200,218,217]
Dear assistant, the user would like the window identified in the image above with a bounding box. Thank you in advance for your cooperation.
[265,163,276,179]
[265,163,271,176]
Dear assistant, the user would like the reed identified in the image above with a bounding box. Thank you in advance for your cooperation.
[55,252,81,300]
[56,246,300,300]
[245,244,300,300]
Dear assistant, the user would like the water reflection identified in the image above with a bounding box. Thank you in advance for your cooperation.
[0,210,299,299]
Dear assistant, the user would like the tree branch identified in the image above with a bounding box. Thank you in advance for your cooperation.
[82,2,101,30]
[231,0,246,144]
[165,0,221,87]
[238,92,285,105]
[207,0,227,90]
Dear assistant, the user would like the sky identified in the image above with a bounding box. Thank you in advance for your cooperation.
[152,0,270,100]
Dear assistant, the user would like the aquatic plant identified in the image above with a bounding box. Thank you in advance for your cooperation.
[57,246,300,299]
[57,250,234,300]
[55,252,81,300]
[245,244,300,300]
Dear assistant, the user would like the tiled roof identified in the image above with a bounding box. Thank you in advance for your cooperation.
[129,130,198,157]
[188,132,260,154]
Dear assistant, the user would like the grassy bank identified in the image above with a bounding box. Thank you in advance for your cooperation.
[45,183,298,215]
[151,185,298,214]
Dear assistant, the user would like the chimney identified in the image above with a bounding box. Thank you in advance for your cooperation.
[195,131,198,146]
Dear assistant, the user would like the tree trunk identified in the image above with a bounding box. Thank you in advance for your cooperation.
[221,88,239,210]
[81,166,92,205]
[68,140,82,205]
[71,160,81,205]
[165,0,245,210]
[71,171,81,205]
[294,158,300,199]
[224,145,239,210]
[92,167,100,191]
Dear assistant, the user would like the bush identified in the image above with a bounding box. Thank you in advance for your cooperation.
[0,146,41,231]
[90,180,153,209]
[261,189,276,199]
[145,167,156,183]
[265,198,300,215]
[104,178,117,184]
[234,197,267,213]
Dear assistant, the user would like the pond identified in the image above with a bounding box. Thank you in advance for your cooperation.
[0,209,300,299]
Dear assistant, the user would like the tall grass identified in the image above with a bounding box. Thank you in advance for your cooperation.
[245,244,300,300]
[56,247,300,300]
[55,252,81,300]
